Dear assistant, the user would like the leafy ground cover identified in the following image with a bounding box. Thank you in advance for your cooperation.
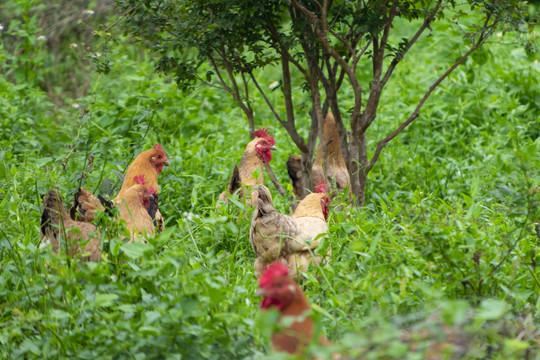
[0,1,539,359]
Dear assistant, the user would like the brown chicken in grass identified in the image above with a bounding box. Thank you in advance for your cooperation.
[250,182,331,280]
[41,189,102,262]
[72,143,168,230]
[257,263,333,357]
[42,181,156,261]
[258,264,540,359]
[70,187,113,223]
[287,113,350,201]
[71,175,158,241]
[117,182,157,243]
[116,143,169,198]
[218,128,276,205]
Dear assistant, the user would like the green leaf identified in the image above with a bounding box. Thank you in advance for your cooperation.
[310,303,335,321]
[35,157,54,167]
[441,300,470,325]
[94,293,119,307]
[476,299,508,320]
[121,241,152,259]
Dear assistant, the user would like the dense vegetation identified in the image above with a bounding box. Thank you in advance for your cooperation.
[1,1,539,359]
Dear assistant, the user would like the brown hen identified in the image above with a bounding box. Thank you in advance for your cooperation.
[72,143,168,231]
[257,263,333,356]
[41,189,101,262]
[250,182,331,280]
[218,128,276,205]
[287,113,350,200]
[41,184,156,261]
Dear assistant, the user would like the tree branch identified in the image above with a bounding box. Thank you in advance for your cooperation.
[292,0,363,138]
[381,0,443,88]
[249,72,308,153]
[209,52,253,121]
[365,40,483,174]
[358,1,397,133]
[264,164,287,197]
[105,3,141,33]
[264,18,307,78]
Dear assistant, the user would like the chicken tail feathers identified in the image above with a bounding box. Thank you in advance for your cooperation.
[41,202,53,238]
[286,155,302,182]
[42,189,68,239]
[70,187,107,222]
[148,194,159,223]
[97,194,115,217]
[227,165,242,195]
[253,185,274,216]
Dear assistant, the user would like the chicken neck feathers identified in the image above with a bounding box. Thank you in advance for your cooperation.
[116,149,160,200]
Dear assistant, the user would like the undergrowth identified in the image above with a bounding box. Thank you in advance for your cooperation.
[0,1,539,359]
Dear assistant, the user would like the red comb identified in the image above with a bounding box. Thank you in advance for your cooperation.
[259,263,289,288]
[315,181,327,193]
[147,187,157,195]
[254,128,270,138]
[134,175,146,185]
[153,143,163,151]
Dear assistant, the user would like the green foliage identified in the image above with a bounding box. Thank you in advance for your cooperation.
[117,0,536,92]
[116,0,538,203]
[0,0,539,359]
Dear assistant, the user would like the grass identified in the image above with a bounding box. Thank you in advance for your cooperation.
[0,1,539,359]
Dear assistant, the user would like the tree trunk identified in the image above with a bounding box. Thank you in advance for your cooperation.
[349,130,368,207]
[357,131,368,207]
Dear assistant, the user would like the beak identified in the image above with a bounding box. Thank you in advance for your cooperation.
[270,146,277,151]
[255,288,267,297]
[163,160,170,166]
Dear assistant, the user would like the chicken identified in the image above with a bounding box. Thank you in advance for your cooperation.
[257,262,332,356]
[41,184,156,261]
[117,183,156,242]
[117,143,168,231]
[70,188,114,223]
[249,182,331,280]
[72,143,168,227]
[287,113,350,200]
[72,172,163,231]
[258,264,540,359]
[41,189,101,262]
[116,143,169,199]
[218,128,276,205]
[72,175,158,238]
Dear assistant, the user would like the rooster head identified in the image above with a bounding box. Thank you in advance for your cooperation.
[149,143,169,174]
[257,263,298,310]
[123,184,152,210]
[254,128,276,164]
[132,176,158,209]
[315,181,331,221]
[315,181,327,194]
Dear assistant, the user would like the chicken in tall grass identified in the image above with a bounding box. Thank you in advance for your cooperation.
[257,263,332,356]
[218,128,276,206]
[71,143,168,230]
[250,182,331,279]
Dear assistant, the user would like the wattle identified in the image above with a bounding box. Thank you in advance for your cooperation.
[322,203,329,221]
[262,150,272,164]
[155,163,164,174]
[261,297,283,310]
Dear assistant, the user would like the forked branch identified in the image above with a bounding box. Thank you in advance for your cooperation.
[365,39,485,175]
